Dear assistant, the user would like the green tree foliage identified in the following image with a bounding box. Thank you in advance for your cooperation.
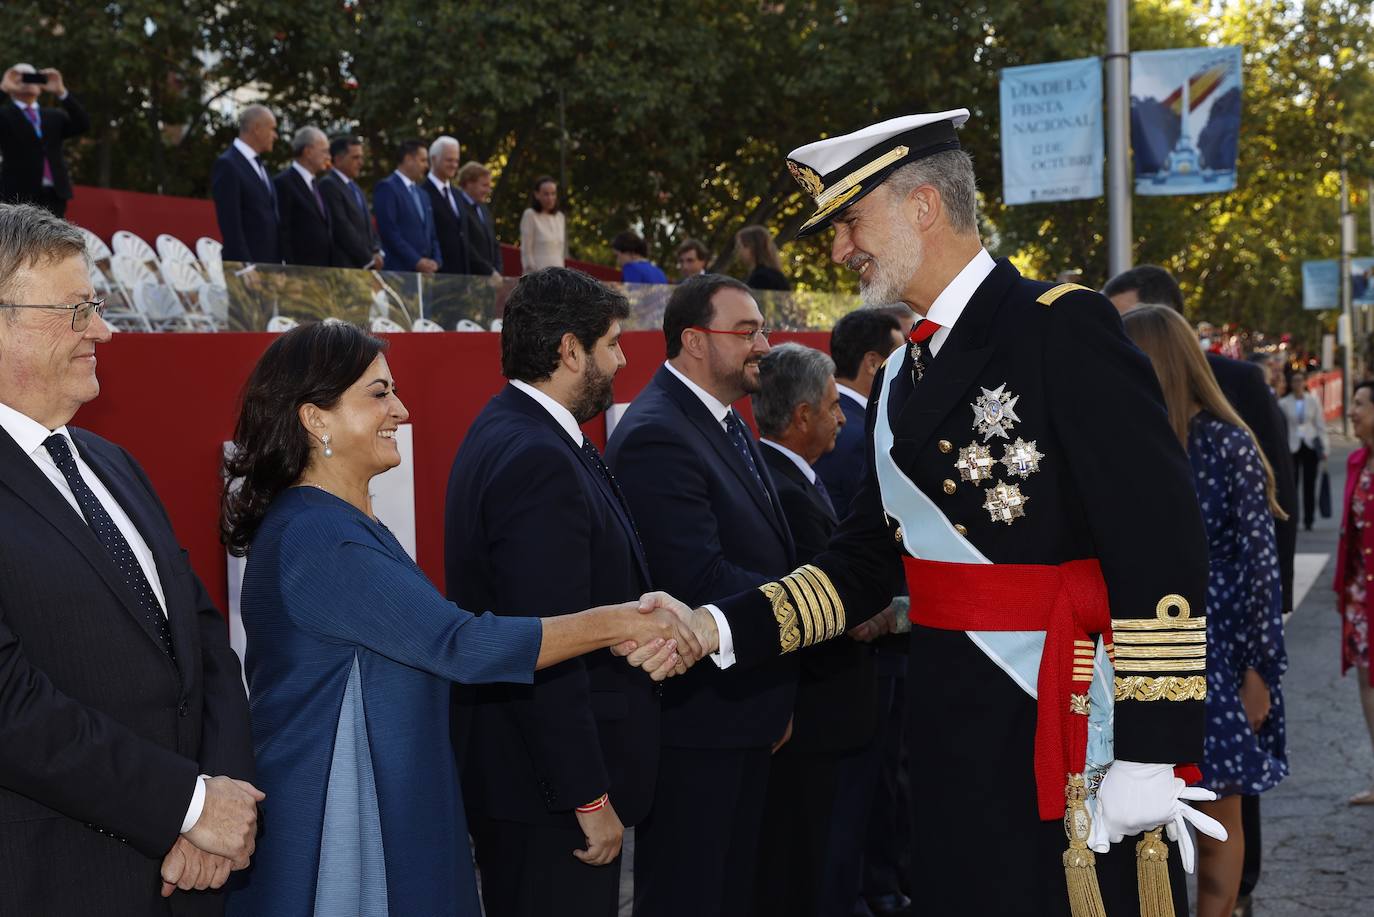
[6,0,1373,333]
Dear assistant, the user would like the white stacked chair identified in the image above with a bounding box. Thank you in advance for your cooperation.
[104,254,159,331]
[156,234,206,278]
[370,316,406,333]
[266,315,299,332]
[196,237,226,288]
[131,282,194,331]
[77,228,117,298]
[159,259,217,331]
[454,318,485,332]
[111,230,163,281]
[411,318,444,332]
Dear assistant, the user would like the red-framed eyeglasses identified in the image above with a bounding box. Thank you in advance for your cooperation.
[688,325,772,343]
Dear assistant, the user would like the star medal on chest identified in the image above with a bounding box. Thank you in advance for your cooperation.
[970,384,1020,441]
[1000,438,1043,478]
[983,481,1028,524]
[955,443,996,484]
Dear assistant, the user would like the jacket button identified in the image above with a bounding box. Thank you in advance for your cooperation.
[938,440,953,454]
[942,479,957,495]
[894,526,903,544]
[954,524,968,535]
[177,702,188,718]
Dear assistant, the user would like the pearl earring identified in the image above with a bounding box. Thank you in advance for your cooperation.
[321,434,333,458]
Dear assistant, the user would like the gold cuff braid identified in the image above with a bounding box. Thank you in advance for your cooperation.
[1114,675,1207,702]
[760,564,846,653]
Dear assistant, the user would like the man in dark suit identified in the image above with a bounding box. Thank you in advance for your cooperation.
[605,273,797,917]
[1104,263,1296,917]
[0,204,260,914]
[319,135,383,270]
[457,161,503,277]
[749,342,875,917]
[210,104,280,264]
[421,135,470,275]
[273,127,335,267]
[446,267,655,917]
[0,65,88,217]
[373,139,441,274]
[812,308,914,917]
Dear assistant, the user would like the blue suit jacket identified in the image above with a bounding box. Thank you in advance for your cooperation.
[210,146,280,264]
[373,173,442,272]
[446,385,659,826]
[605,364,797,748]
[813,390,868,518]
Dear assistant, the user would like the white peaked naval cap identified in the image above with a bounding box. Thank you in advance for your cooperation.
[785,109,971,237]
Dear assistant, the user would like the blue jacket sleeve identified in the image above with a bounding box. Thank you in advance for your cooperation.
[279,512,542,685]
[374,181,422,272]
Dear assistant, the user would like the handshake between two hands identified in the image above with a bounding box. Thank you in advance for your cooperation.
[159,775,266,898]
[611,592,721,681]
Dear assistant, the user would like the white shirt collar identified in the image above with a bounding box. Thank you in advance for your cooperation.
[290,161,315,186]
[664,360,732,426]
[0,400,70,458]
[427,173,451,194]
[924,247,996,333]
[334,170,356,187]
[836,383,867,409]
[460,189,477,206]
[509,380,583,445]
[233,137,264,169]
[13,99,37,113]
[394,170,416,190]
[760,438,816,484]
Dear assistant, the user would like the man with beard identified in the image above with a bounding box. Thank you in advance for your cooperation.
[444,267,661,917]
[637,111,1229,916]
[606,273,797,917]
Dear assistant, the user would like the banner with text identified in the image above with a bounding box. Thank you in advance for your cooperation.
[1131,46,1242,196]
[1301,258,1374,310]
[1000,57,1103,205]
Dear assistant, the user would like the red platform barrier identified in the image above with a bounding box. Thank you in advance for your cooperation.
[76,330,825,612]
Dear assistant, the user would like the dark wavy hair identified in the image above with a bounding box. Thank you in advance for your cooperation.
[500,267,629,382]
[528,175,560,213]
[220,322,387,556]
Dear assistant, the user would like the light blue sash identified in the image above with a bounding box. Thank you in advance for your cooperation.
[873,348,1114,771]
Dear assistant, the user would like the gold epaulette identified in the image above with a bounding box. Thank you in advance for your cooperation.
[1113,594,1207,702]
[1037,282,1091,306]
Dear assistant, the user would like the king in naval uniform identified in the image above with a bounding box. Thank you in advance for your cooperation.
[647,111,1230,916]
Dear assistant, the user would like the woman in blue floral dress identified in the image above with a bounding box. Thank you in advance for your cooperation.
[1124,306,1288,917]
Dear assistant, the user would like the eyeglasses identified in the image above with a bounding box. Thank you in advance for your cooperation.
[0,299,107,331]
[689,325,771,343]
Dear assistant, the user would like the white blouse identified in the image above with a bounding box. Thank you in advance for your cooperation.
[519,209,567,272]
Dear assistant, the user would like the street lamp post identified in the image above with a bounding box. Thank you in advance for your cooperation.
[1105,0,1132,277]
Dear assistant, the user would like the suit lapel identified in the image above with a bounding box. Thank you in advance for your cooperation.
[890,260,1017,456]
[501,387,652,587]
[654,367,791,545]
[762,445,836,524]
[0,429,178,670]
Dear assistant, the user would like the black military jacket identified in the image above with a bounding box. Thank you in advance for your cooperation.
[715,259,1210,765]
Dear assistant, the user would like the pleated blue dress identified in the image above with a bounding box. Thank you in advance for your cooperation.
[226,487,542,916]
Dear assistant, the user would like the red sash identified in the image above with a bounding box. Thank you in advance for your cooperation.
[903,556,1110,820]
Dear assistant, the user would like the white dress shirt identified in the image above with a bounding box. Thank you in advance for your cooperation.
[661,361,740,667]
[232,137,272,189]
[427,173,459,215]
[0,401,206,832]
[761,438,816,484]
[509,379,582,445]
[922,247,996,355]
[290,160,317,190]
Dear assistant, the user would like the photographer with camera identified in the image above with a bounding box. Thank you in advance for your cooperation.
[1,63,88,217]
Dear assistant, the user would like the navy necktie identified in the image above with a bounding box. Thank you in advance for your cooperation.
[350,180,367,215]
[43,435,176,664]
[812,473,836,516]
[410,184,427,223]
[581,437,644,552]
[724,411,769,499]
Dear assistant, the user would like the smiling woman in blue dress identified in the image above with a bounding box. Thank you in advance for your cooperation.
[1124,305,1288,917]
[218,322,697,917]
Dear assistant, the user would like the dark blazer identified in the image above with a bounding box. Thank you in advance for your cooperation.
[813,391,867,520]
[457,192,502,275]
[272,167,334,267]
[1207,352,1298,613]
[210,146,280,264]
[606,365,797,748]
[374,172,441,273]
[446,385,658,826]
[420,178,470,275]
[317,170,379,269]
[0,95,89,204]
[0,425,253,916]
[745,265,792,292]
[760,444,874,752]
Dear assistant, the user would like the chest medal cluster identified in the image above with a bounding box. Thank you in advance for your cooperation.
[951,385,1043,526]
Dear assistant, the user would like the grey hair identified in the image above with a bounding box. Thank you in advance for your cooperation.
[752,342,836,439]
[238,104,274,135]
[291,126,327,158]
[0,203,87,305]
[882,150,978,235]
[429,135,460,161]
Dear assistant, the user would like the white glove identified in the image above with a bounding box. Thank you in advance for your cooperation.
[1086,760,1226,873]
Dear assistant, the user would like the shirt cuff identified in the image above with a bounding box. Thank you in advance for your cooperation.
[180,775,208,834]
[58,92,69,101]
[704,604,736,669]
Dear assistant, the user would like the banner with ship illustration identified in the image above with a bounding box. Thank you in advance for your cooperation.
[1130,46,1242,196]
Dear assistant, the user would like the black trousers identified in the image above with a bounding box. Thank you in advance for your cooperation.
[470,814,621,917]
[1294,443,1321,528]
[756,745,844,917]
[1238,794,1262,897]
[861,665,911,905]
[633,745,771,917]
